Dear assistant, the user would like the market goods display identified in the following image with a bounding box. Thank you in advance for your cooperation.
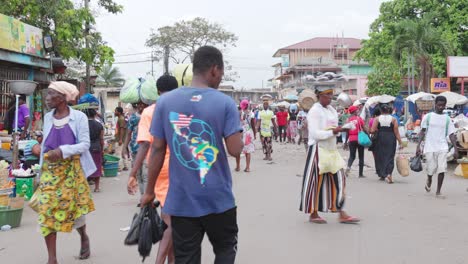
[120,76,159,104]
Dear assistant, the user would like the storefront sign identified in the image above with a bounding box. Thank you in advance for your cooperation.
[430,78,450,93]
[0,13,45,57]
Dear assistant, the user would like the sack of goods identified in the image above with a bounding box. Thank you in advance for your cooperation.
[173,64,193,87]
[120,76,159,104]
[396,155,410,177]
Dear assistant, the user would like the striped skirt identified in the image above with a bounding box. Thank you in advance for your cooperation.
[299,144,346,214]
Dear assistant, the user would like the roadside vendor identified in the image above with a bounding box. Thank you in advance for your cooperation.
[23,131,43,169]
[14,94,31,139]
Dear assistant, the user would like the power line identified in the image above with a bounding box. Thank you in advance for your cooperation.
[114,51,152,57]
[113,59,152,64]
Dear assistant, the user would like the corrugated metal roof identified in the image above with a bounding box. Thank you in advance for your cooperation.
[273,37,362,57]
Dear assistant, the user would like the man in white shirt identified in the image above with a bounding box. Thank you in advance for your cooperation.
[417,96,458,197]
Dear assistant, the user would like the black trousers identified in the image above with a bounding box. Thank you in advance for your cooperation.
[278,126,287,142]
[348,141,364,176]
[171,207,238,264]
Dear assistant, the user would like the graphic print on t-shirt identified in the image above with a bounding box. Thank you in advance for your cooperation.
[169,112,219,184]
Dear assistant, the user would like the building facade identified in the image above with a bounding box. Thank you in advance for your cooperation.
[271,37,372,99]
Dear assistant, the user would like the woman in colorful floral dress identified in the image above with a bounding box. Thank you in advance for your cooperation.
[38,81,96,264]
[235,99,256,172]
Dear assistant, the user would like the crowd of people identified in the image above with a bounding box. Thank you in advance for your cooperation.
[31,45,464,264]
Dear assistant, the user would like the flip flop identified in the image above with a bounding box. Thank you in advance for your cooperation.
[94,188,101,193]
[79,239,90,260]
[385,177,394,184]
[339,216,360,224]
[235,168,240,172]
[425,184,431,192]
[309,217,327,224]
[244,169,250,172]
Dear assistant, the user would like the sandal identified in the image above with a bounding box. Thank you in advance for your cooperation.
[425,184,431,193]
[244,168,250,172]
[79,239,90,260]
[309,217,327,224]
[339,216,360,224]
[385,176,394,184]
[93,188,101,193]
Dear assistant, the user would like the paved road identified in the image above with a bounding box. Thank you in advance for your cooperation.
[2,141,468,263]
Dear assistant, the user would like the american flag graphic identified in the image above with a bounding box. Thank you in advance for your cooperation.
[169,112,193,129]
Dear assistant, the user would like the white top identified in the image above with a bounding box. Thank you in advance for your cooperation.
[378,115,393,127]
[421,112,456,153]
[307,103,338,150]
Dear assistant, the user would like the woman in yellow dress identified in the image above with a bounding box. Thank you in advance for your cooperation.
[38,81,96,264]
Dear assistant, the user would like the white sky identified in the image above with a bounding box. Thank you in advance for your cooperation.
[95,0,387,89]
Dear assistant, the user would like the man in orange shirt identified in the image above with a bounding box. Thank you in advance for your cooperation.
[127,75,179,264]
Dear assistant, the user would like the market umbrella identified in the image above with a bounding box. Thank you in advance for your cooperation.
[439,91,468,108]
[284,94,298,101]
[406,92,435,103]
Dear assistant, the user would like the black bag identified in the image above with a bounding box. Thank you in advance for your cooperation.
[124,202,167,262]
[410,155,423,172]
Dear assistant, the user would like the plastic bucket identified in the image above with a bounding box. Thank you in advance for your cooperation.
[103,167,118,177]
[104,154,120,162]
[0,207,23,228]
[15,176,35,201]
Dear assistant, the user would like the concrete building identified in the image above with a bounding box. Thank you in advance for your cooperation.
[271,37,372,99]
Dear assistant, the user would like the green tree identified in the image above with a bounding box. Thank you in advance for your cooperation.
[146,17,238,81]
[356,0,467,92]
[393,18,452,92]
[366,59,403,96]
[98,63,124,87]
[0,0,123,71]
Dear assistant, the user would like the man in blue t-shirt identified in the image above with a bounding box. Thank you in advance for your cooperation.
[141,46,243,264]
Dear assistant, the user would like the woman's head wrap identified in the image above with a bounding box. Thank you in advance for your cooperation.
[240,99,249,110]
[48,81,79,102]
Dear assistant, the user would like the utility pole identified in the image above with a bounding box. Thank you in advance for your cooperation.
[151,51,155,76]
[84,0,91,93]
[163,45,170,75]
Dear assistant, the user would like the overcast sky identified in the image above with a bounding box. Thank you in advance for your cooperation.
[95,0,387,89]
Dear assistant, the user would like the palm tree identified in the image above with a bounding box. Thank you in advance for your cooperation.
[393,18,452,92]
[98,63,124,87]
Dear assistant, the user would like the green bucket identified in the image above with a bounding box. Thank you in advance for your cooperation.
[0,207,23,228]
[104,154,120,162]
[15,175,35,201]
[103,167,118,177]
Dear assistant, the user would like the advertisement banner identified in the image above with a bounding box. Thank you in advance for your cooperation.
[430,78,450,93]
[0,13,45,57]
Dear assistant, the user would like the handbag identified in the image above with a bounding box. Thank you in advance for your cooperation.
[396,154,410,177]
[28,189,41,213]
[410,155,423,172]
[357,122,372,147]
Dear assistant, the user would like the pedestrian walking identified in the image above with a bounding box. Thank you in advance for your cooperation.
[258,99,277,161]
[300,87,359,224]
[13,94,31,139]
[235,99,256,172]
[38,81,96,264]
[345,105,366,178]
[128,75,179,264]
[417,96,458,197]
[85,108,104,192]
[140,46,243,264]
[371,103,403,183]
[368,106,381,175]
[276,106,288,143]
[123,102,148,192]
[287,104,298,144]
[339,107,350,144]
[114,106,128,171]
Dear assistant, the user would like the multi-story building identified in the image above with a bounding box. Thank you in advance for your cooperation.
[271,37,372,99]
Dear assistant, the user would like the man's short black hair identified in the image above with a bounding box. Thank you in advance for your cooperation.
[192,46,224,75]
[156,74,179,93]
[435,95,447,104]
[19,94,26,101]
[115,106,123,114]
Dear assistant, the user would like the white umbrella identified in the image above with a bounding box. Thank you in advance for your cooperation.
[406,92,435,103]
[439,91,468,108]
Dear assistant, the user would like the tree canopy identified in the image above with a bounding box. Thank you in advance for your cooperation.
[356,0,467,93]
[0,0,123,73]
[146,17,238,81]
